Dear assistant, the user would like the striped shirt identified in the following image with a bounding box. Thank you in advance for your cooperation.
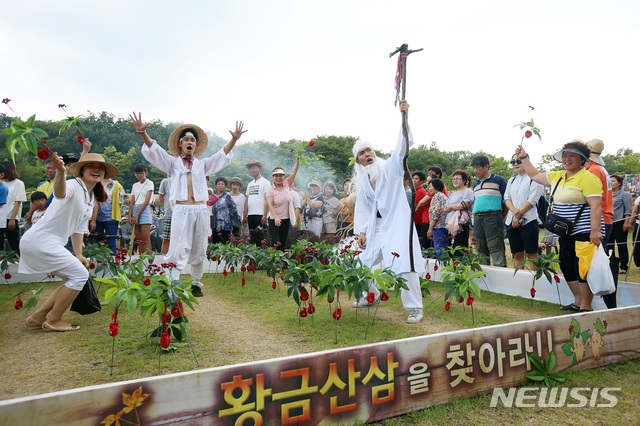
[472,172,507,213]
[547,169,604,236]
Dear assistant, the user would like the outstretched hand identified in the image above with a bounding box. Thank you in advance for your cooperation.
[515,145,527,159]
[52,152,65,173]
[229,121,248,141]
[128,112,150,133]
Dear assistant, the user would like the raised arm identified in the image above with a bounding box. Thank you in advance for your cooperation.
[285,155,300,188]
[515,145,550,187]
[52,152,67,199]
[223,121,248,155]
[128,112,154,148]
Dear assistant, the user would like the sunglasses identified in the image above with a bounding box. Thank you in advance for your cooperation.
[510,159,522,165]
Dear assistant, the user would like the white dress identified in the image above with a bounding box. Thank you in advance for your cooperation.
[19,179,94,274]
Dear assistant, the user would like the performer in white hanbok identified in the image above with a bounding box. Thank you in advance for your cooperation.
[128,112,247,297]
[352,100,424,323]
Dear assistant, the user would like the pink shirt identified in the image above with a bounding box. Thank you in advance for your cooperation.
[266,182,291,219]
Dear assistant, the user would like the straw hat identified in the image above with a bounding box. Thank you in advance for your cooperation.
[245,159,264,170]
[168,124,208,157]
[230,177,244,188]
[67,153,119,179]
[586,139,606,166]
[307,179,322,188]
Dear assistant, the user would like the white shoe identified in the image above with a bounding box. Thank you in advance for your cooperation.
[352,297,379,308]
[406,308,423,324]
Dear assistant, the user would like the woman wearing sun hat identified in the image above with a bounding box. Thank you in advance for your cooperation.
[128,112,246,297]
[20,152,118,332]
[516,140,604,313]
[266,157,300,250]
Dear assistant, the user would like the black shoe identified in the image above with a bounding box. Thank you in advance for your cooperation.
[560,303,579,312]
[191,285,204,297]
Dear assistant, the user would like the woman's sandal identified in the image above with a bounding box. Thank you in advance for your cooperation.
[25,317,44,329]
[560,303,580,312]
[42,322,80,332]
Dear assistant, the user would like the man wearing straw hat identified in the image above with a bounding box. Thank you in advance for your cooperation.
[245,160,271,245]
[128,112,247,297]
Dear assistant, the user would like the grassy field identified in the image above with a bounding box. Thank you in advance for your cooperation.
[0,271,638,425]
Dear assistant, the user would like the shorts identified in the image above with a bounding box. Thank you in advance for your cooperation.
[132,204,153,225]
[558,233,590,282]
[507,220,540,254]
[162,216,172,240]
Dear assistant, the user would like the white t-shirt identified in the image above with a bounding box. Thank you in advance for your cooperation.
[131,179,154,206]
[158,177,172,218]
[31,209,46,225]
[245,176,271,216]
[230,193,246,219]
[4,179,27,220]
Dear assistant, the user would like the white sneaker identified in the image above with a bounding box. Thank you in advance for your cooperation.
[352,297,379,308]
[406,308,423,324]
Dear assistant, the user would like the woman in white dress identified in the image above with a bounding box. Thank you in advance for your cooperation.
[20,152,118,332]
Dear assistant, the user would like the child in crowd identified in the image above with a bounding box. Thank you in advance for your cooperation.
[29,191,48,225]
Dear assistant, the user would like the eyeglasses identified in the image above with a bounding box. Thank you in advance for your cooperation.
[452,176,462,181]
[510,159,522,165]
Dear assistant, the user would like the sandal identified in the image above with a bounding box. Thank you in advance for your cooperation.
[42,322,80,332]
[25,317,44,329]
[560,303,580,312]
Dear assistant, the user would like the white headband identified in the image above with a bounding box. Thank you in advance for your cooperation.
[352,139,374,160]
[180,131,196,142]
[272,168,286,175]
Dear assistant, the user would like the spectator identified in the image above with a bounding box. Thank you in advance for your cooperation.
[412,171,429,249]
[504,154,544,268]
[0,161,27,254]
[444,169,474,254]
[321,180,343,236]
[36,160,57,196]
[229,177,246,238]
[426,178,449,258]
[287,175,302,239]
[29,191,48,226]
[128,163,154,254]
[470,155,508,267]
[157,176,172,254]
[0,164,8,245]
[301,179,324,237]
[266,157,300,250]
[586,139,614,245]
[516,141,604,313]
[611,174,632,274]
[19,152,117,332]
[129,113,246,297]
[627,195,640,270]
[90,173,125,255]
[245,160,271,245]
[338,178,354,236]
[351,100,424,324]
[210,177,240,244]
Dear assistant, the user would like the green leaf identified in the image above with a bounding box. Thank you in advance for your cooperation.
[26,114,36,127]
[526,372,545,381]
[545,351,556,373]
[527,351,545,372]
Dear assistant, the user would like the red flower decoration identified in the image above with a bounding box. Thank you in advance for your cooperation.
[332,308,342,320]
[37,148,51,160]
[366,292,376,304]
[161,331,171,349]
[530,287,536,298]
[425,273,431,280]
[466,296,474,306]
[14,299,23,310]
[109,322,119,337]
[4,273,12,280]
[444,301,451,311]
[380,292,389,301]
[553,274,560,283]
[299,307,308,318]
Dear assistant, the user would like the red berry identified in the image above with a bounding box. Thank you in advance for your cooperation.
[553,274,560,283]
[241,265,246,272]
[272,281,277,289]
[307,302,316,314]
[143,277,151,286]
[14,299,23,310]
[367,292,376,304]
[425,273,431,280]
[89,262,96,269]
[466,296,474,306]
[4,273,11,280]
[459,296,464,303]
[171,306,181,317]
[241,277,246,286]
[161,331,171,349]
[230,266,235,273]
[309,140,315,147]
[530,287,536,298]
[223,270,228,277]
[300,292,309,301]
[433,265,438,271]
[525,130,532,138]
[161,312,171,324]
[332,308,342,320]
[37,148,50,160]
[299,308,308,318]
[109,322,119,337]
[380,292,389,301]
[280,275,285,281]
[327,296,334,303]
[444,301,451,311]
[77,135,85,143]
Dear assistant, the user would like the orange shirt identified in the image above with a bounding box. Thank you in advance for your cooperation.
[586,162,613,225]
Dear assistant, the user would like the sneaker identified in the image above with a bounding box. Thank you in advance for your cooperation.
[352,297,379,308]
[191,285,204,297]
[406,308,423,324]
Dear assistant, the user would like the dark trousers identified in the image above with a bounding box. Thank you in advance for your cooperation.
[94,220,119,255]
[609,221,629,270]
[247,215,263,245]
[268,218,290,251]
[1,220,21,254]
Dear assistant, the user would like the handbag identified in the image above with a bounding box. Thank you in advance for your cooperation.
[446,212,461,236]
[70,276,101,315]
[285,187,297,227]
[587,244,616,296]
[543,177,586,236]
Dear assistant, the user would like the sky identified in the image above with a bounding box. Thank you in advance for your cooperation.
[1,0,639,165]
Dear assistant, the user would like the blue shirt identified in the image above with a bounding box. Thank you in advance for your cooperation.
[472,172,507,213]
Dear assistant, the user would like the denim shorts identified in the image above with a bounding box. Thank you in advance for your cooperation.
[132,204,153,225]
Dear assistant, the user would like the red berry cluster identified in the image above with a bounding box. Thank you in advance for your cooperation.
[298,285,316,318]
[145,263,164,276]
[109,308,119,337]
[114,247,128,265]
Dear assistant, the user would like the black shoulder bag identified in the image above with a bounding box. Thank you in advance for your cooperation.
[71,276,101,315]
[543,177,587,236]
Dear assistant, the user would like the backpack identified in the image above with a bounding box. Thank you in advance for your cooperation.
[509,176,548,223]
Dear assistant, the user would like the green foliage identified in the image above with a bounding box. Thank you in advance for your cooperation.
[3,114,48,163]
[526,351,567,388]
